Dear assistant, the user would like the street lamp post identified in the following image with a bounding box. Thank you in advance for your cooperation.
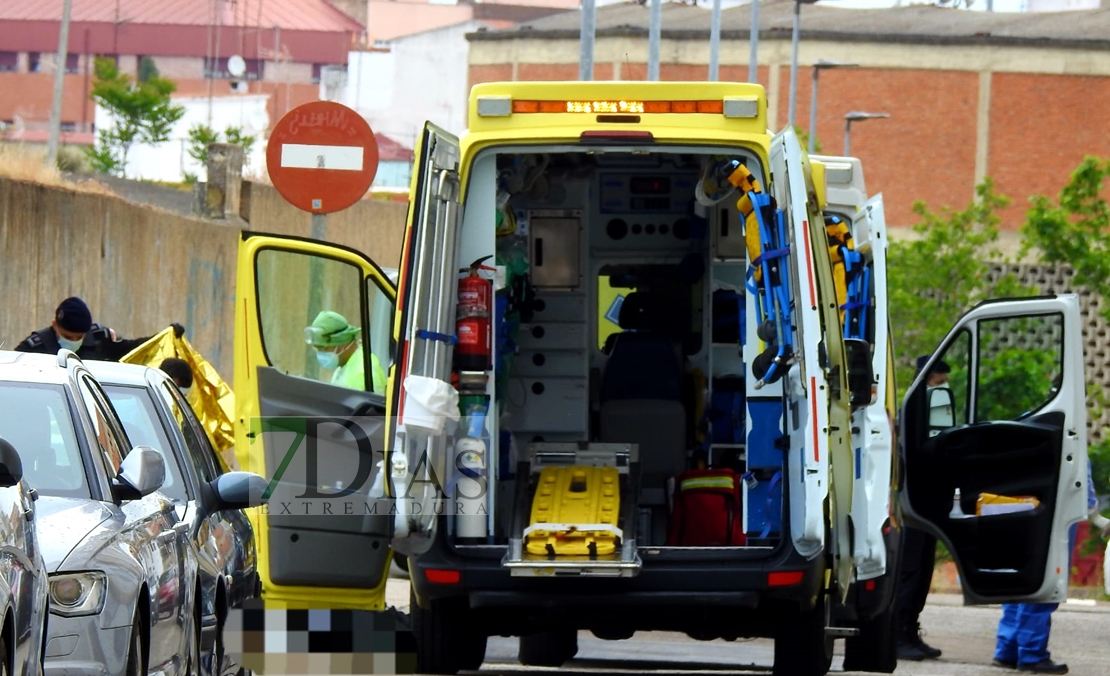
[843,111,890,156]
[808,59,858,154]
[787,0,820,129]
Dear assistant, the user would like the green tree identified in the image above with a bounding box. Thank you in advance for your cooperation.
[183,123,257,183]
[85,56,186,178]
[887,178,1035,401]
[1021,155,1110,504]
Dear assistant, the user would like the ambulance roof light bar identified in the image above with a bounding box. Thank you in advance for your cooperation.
[475,96,760,119]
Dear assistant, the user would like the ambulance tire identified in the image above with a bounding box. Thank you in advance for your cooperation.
[772,594,832,676]
[842,606,896,673]
[411,588,487,674]
[518,629,578,667]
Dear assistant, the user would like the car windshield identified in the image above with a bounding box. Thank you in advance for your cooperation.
[100,384,187,502]
[0,381,90,499]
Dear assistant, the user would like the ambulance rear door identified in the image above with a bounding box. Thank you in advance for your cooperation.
[901,294,1089,605]
[388,122,464,559]
[767,127,830,560]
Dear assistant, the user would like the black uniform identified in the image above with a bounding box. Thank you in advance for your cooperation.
[14,324,152,362]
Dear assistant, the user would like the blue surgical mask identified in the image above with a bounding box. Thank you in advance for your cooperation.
[315,350,339,370]
[57,336,83,352]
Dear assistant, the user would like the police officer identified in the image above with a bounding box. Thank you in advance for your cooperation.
[14,297,184,362]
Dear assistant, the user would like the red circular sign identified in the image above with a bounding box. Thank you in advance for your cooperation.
[265,101,380,214]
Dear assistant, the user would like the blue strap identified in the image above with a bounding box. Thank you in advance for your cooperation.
[751,247,790,267]
[416,329,457,345]
[759,470,783,539]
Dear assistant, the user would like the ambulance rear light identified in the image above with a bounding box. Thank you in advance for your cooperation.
[424,568,461,584]
[474,97,759,118]
[767,571,805,587]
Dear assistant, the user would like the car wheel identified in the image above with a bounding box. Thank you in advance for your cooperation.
[411,587,487,674]
[518,629,578,667]
[125,613,144,676]
[773,594,832,676]
[0,631,10,676]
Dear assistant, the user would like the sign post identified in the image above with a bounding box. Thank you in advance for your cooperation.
[265,101,380,376]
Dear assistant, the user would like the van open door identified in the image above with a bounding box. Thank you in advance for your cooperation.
[387,122,464,559]
[233,232,397,610]
[766,128,842,565]
[901,294,1089,605]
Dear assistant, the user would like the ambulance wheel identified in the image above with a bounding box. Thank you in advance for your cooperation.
[518,628,578,667]
[411,588,487,674]
[842,605,896,673]
[772,595,832,676]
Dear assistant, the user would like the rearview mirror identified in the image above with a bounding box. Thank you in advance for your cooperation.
[844,338,875,408]
[927,386,956,437]
[116,446,166,500]
[203,472,270,512]
[0,437,23,488]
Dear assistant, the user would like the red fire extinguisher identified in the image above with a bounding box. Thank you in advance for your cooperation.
[456,255,495,372]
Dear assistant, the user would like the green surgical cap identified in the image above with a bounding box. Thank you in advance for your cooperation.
[304,311,360,347]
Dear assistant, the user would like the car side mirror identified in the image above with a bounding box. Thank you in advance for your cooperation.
[202,472,270,512]
[0,437,24,488]
[927,386,956,437]
[115,446,166,500]
[844,338,875,408]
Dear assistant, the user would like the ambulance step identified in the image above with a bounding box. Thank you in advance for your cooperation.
[502,537,643,577]
[824,627,860,638]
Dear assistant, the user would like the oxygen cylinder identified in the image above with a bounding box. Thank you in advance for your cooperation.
[454,436,488,540]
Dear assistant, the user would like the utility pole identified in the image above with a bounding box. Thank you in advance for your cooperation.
[46,0,74,169]
[648,0,662,81]
[787,0,801,128]
[579,0,595,80]
[709,0,722,81]
[748,0,760,84]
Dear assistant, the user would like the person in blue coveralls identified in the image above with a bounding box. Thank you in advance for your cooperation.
[992,460,1107,674]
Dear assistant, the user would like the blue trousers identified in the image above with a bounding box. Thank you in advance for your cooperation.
[993,524,1077,665]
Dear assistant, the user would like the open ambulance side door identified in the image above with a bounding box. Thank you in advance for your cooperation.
[767,127,832,561]
[901,294,1089,605]
[387,122,463,559]
[233,231,398,610]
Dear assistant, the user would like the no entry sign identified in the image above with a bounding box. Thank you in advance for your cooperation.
[265,101,380,214]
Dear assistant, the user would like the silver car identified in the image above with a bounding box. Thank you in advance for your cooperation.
[86,361,265,676]
[0,442,50,674]
[0,350,260,676]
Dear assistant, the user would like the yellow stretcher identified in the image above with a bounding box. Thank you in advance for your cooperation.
[525,466,622,556]
[976,492,1040,516]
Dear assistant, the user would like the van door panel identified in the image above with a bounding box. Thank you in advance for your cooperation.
[902,295,1088,605]
[234,233,397,607]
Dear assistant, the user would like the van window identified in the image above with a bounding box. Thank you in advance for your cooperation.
[256,248,367,388]
[975,313,1063,422]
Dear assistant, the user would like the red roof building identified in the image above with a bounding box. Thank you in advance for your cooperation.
[0,0,363,134]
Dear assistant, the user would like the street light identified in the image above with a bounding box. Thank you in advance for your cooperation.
[787,0,820,129]
[808,59,858,154]
[843,111,889,157]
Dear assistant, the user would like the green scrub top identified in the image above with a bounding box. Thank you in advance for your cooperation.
[331,345,386,394]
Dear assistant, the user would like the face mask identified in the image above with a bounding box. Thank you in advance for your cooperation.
[315,350,339,370]
[182,386,193,399]
[57,336,83,352]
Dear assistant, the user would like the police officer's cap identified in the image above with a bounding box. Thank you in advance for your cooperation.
[55,297,92,334]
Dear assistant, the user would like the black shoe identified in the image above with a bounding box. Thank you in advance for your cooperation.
[904,624,942,659]
[897,640,929,661]
[993,658,1018,669]
[1018,659,1068,674]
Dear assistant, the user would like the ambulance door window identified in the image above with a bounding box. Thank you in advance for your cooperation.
[365,277,395,393]
[974,313,1063,422]
[255,249,365,388]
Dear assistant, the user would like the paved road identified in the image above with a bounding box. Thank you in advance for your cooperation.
[386,579,1110,676]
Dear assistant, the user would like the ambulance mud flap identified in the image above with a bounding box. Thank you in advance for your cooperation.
[502,443,643,577]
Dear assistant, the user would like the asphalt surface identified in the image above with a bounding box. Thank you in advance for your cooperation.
[384,579,1110,676]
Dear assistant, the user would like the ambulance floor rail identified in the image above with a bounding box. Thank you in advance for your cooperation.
[502,443,644,578]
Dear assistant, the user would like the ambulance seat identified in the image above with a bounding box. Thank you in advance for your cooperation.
[599,292,688,506]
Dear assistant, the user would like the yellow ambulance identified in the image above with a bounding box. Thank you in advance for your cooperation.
[234,81,1090,676]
